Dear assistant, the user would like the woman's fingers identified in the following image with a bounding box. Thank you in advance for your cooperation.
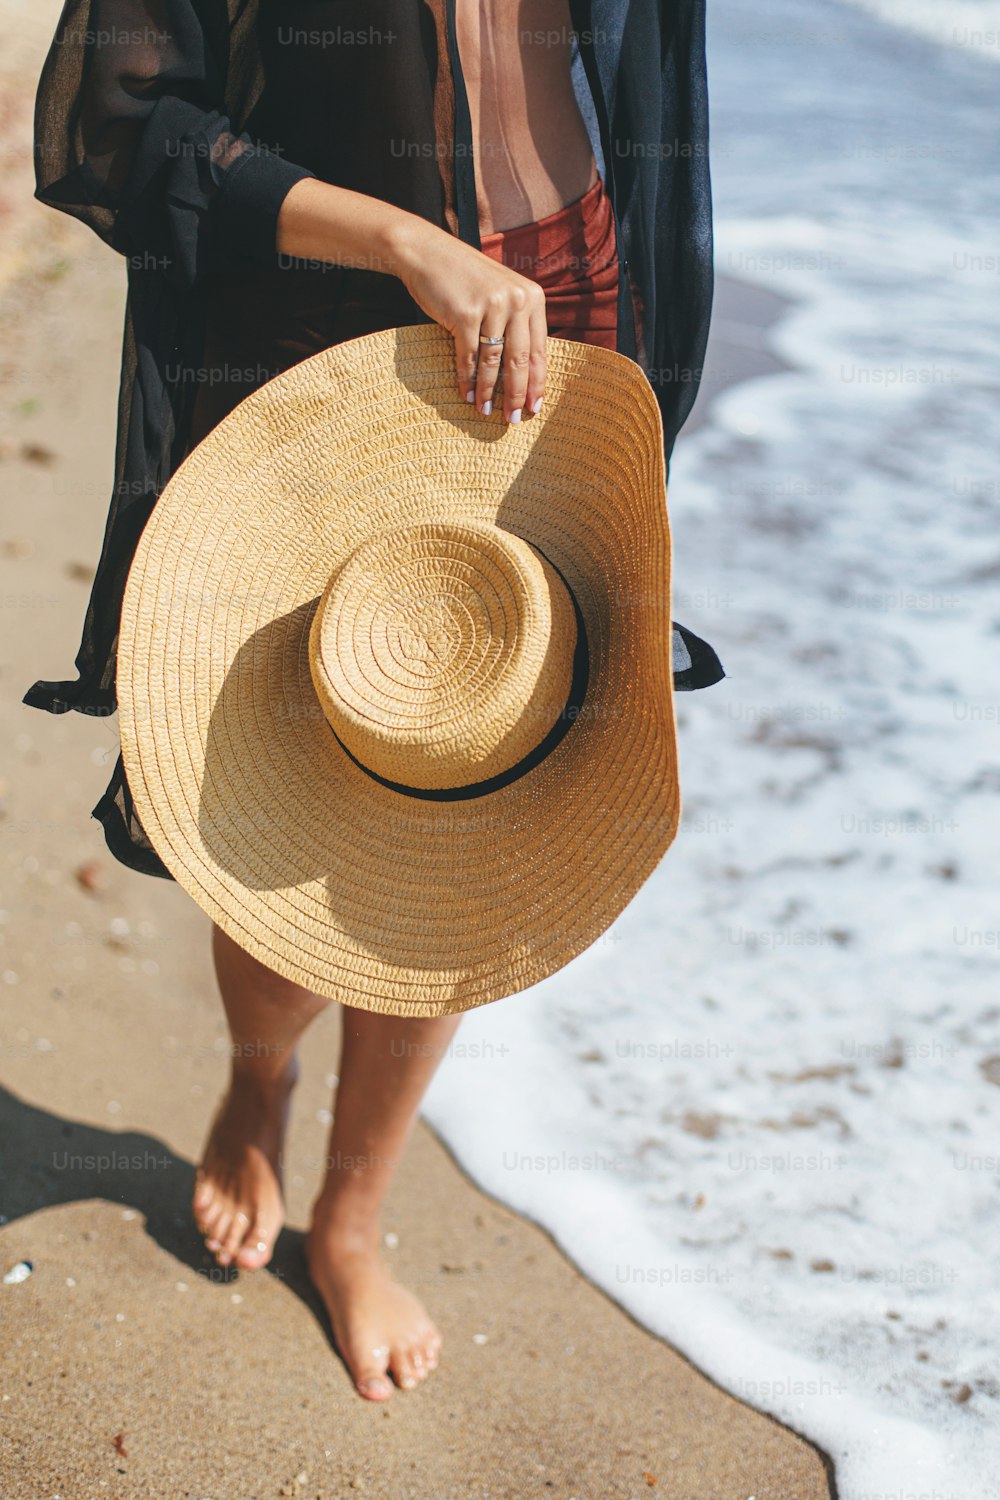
[444,274,547,421]
[525,291,548,417]
[501,300,533,423]
[397,222,551,419]
[455,318,482,406]
[474,291,508,416]
[466,285,546,422]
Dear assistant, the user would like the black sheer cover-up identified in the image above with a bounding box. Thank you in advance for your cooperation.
[23,0,724,881]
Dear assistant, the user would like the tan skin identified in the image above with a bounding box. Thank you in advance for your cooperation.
[193,926,461,1398]
[192,0,598,1401]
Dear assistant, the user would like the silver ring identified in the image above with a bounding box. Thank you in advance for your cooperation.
[478,334,505,346]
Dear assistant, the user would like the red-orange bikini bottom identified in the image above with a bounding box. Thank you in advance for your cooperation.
[478,173,621,350]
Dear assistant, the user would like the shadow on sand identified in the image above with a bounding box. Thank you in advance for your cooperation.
[0,1083,349,1367]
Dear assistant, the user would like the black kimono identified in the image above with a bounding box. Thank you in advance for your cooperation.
[23,0,724,880]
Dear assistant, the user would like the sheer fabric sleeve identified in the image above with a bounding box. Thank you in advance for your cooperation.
[34,0,316,287]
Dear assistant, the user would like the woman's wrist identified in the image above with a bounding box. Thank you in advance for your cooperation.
[377,208,444,283]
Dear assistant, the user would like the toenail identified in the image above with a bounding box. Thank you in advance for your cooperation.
[206,1239,221,1251]
[255,1240,268,1252]
[360,1378,389,1396]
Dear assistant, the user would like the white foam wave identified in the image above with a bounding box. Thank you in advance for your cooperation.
[423,3,1000,1495]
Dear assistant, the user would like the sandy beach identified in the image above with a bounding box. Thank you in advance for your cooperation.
[0,5,840,1497]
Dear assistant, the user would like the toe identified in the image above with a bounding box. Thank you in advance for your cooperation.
[192,1171,214,1212]
[356,1375,392,1401]
[219,1212,250,1266]
[198,1199,224,1237]
[421,1332,441,1371]
[351,1348,393,1402]
[195,1210,219,1242]
[211,1212,235,1262]
[389,1348,420,1391]
[234,1220,274,1270]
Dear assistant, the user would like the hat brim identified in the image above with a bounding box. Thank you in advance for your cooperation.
[118,324,680,1016]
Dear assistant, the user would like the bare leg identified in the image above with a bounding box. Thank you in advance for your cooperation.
[192,923,329,1270]
[306,1006,462,1401]
[193,922,462,1399]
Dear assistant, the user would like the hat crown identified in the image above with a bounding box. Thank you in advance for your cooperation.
[308,519,578,791]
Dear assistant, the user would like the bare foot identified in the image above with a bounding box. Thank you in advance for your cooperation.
[192,1060,298,1270]
[305,1216,442,1400]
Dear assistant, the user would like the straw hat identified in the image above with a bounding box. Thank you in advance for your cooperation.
[117,323,681,1017]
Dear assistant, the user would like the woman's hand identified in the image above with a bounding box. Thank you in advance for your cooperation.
[277,180,546,423]
[391,219,548,423]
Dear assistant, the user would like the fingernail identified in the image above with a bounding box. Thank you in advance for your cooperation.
[465,388,475,402]
[531,397,543,414]
[481,400,492,416]
[508,408,522,424]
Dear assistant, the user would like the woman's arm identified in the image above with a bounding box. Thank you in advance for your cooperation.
[277,179,547,421]
[35,0,546,422]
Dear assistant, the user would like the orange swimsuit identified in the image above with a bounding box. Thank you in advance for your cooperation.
[478,174,621,350]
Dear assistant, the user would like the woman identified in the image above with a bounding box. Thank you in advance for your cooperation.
[24,0,722,1401]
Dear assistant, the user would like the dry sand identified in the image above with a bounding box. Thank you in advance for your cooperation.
[1,7,835,1497]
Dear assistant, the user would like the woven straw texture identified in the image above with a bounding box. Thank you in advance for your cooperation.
[117,323,681,1016]
[308,519,578,791]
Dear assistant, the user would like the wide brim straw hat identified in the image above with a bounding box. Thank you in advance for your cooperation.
[117,323,681,1017]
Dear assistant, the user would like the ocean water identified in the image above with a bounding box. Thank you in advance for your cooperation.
[840,0,1000,61]
[423,2,1000,1497]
